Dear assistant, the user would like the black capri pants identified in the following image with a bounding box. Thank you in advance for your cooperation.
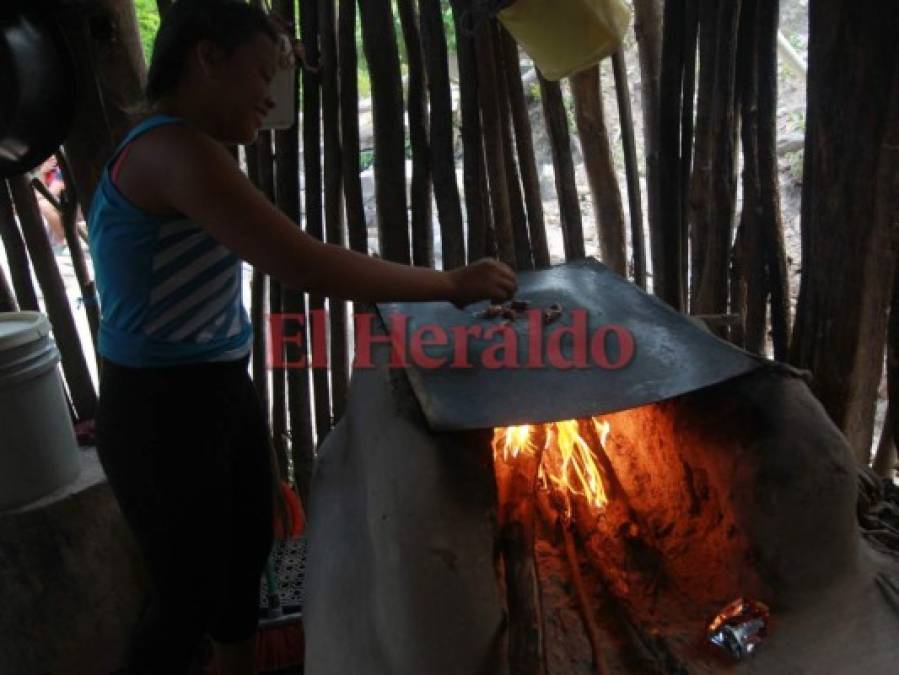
[96,356,274,674]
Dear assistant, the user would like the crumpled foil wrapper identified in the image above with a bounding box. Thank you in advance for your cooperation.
[707,597,770,660]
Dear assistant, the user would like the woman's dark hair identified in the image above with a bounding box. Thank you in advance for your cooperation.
[146,0,277,103]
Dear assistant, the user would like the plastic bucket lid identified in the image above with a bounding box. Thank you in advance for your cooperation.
[0,311,52,351]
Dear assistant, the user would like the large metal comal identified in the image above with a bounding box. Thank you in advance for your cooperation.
[378,258,764,430]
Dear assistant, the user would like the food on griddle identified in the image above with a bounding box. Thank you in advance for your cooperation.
[475,299,563,325]
[543,302,563,325]
[476,304,504,319]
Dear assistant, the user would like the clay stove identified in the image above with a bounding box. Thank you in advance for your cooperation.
[303,260,899,675]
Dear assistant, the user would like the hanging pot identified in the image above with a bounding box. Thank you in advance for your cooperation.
[0,3,77,178]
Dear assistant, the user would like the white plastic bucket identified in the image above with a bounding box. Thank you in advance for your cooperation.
[0,311,81,510]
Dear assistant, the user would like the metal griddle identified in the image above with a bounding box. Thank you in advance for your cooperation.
[377,258,763,431]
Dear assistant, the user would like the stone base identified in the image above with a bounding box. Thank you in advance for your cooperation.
[0,448,146,675]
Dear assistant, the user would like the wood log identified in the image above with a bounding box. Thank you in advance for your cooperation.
[536,491,607,675]
[420,0,466,270]
[318,0,348,423]
[757,0,791,361]
[7,176,96,420]
[397,0,434,269]
[358,0,410,264]
[450,0,491,263]
[494,429,546,675]
[300,0,333,442]
[338,0,367,254]
[679,1,699,303]
[474,23,516,268]
[571,65,627,276]
[56,0,145,212]
[499,28,550,269]
[632,0,663,289]
[538,74,585,261]
[0,181,39,311]
[611,50,646,285]
[788,0,899,461]
[492,22,533,271]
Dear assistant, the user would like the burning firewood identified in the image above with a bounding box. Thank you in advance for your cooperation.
[493,426,548,675]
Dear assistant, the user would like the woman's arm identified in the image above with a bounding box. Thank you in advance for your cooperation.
[146,125,516,306]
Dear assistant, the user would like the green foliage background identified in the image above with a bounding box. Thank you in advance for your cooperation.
[131,0,457,98]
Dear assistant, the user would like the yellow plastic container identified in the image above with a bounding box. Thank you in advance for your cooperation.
[498,0,632,81]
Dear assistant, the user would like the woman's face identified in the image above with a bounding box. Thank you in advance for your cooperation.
[204,32,278,144]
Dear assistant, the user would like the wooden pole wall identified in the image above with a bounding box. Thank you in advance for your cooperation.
[397,0,434,269]
[420,0,466,270]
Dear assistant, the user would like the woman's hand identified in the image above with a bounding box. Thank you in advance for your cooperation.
[447,258,518,308]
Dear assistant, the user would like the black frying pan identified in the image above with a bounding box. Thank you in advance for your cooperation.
[0,3,76,178]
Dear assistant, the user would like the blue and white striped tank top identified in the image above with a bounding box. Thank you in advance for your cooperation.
[88,114,253,367]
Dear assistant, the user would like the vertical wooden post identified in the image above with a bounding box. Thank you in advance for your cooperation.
[633,0,662,288]
[689,0,741,322]
[450,0,491,263]
[474,23,516,268]
[789,0,899,460]
[300,0,333,442]
[498,29,550,269]
[611,49,647,286]
[756,0,790,361]
[55,151,100,356]
[571,65,627,276]
[397,0,434,269]
[0,181,39,312]
[492,22,533,271]
[656,0,690,310]
[735,0,766,353]
[358,0,410,264]
[538,74,585,261]
[318,0,348,422]
[420,0,467,269]
[339,0,367,255]
[275,0,315,504]
[245,142,271,431]
[8,176,96,420]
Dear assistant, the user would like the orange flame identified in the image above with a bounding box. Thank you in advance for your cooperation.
[492,417,611,511]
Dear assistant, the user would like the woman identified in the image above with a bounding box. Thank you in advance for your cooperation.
[88,1,516,673]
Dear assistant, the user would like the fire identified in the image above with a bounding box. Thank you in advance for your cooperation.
[492,417,612,511]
